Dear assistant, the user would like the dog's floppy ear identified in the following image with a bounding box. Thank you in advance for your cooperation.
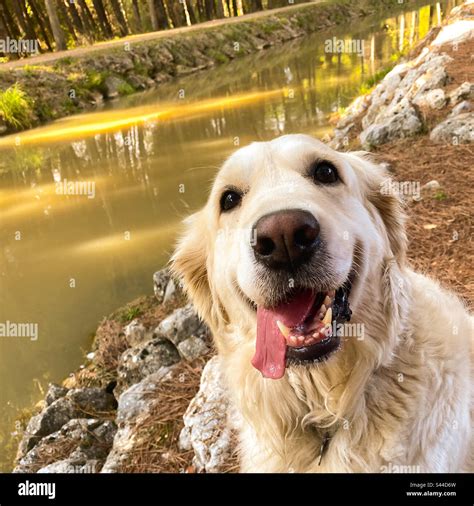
[348,151,408,264]
[170,210,215,328]
[368,184,407,264]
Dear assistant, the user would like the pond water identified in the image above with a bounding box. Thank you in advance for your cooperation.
[0,0,460,470]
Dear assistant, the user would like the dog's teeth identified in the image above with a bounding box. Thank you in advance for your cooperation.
[328,290,336,298]
[324,295,331,306]
[297,335,305,344]
[276,320,291,338]
[322,307,332,325]
[319,304,326,319]
[288,335,298,346]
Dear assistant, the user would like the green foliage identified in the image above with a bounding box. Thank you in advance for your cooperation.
[54,57,73,69]
[83,69,109,93]
[209,50,229,64]
[433,190,447,201]
[261,21,281,34]
[35,101,55,122]
[359,65,393,95]
[121,306,142,323]
[133,61,149,76]
[0,84,34,130]
[117,81,135,95]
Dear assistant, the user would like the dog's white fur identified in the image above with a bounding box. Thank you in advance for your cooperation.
[172,135,473,473]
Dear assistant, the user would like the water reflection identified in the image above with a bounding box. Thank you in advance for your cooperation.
[0,0,460,470]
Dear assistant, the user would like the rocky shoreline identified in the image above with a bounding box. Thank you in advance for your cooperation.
[0,0,427,135]
[12,2,474,474]
[328,2,473,150]
[14,268,236,473]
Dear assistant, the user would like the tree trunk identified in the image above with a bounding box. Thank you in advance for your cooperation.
[0,4,19,58]
[0,1,21,39]
[215,0,224,18]
[147,0,159,30]
[66,0,85,34]
[57,0,78,42]
[232,0,238,16]
[91,0,114,38]
[253,0,263,10]
[11,0,37,40]
[44,0,67,50]
[156,0,170,29]
[0,9,10,39]
[204,0,214,19]
[167,0,186,28]
[27,0,53,51]
[109,0,129,36]
[196,0,205,20]
[186,0,197,25]
[131,0,142,32]
[77,0,96,38]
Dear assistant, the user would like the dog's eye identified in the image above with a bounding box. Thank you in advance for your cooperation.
[311,161,339,185]
[220,190,242,212]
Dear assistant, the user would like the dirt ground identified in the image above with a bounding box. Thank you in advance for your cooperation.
[374,37,474,308]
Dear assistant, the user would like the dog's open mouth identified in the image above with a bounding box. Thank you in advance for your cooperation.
[251,285,352,379]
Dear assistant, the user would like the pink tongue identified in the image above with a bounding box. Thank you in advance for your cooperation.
[251,290,317,379]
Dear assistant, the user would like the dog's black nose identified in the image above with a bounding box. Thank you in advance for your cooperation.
[252,210,320,270]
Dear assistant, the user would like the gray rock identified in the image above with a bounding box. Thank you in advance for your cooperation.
[421,180,441,192]
[177,336,210,361]
[100,425,135,473]
[360,98,423,147]
[88,90,104,106]
[336,95,370,129]
[126,75,147,91]
[37,459,99,474]
[66,388,117,414]
[390,54,451,108]
[117,337,180,395]
[103,76,128,99]
[449,82,474,104]
[123,319,152,347]
[449,100,472,117]
[14,419,116,473]
[410,66,449,98]
[19,388,116,455]
[413,88,446,109]
[329,122,354,150]
[362,73,402,130]
[102,371,174,473]
[115,371,169,426]
[430,112,474,144]
[45,384,68,406]
[25,398,75,444]
[163,278,180,305]
[156,304,206,347]
[179,357,233,473]
[153,268,171,303]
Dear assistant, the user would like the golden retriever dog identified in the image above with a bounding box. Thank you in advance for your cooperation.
[171,134,472,473]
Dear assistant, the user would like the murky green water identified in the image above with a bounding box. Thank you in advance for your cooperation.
[0,1,459,470]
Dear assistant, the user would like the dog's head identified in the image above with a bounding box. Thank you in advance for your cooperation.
[172,134,407,380]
